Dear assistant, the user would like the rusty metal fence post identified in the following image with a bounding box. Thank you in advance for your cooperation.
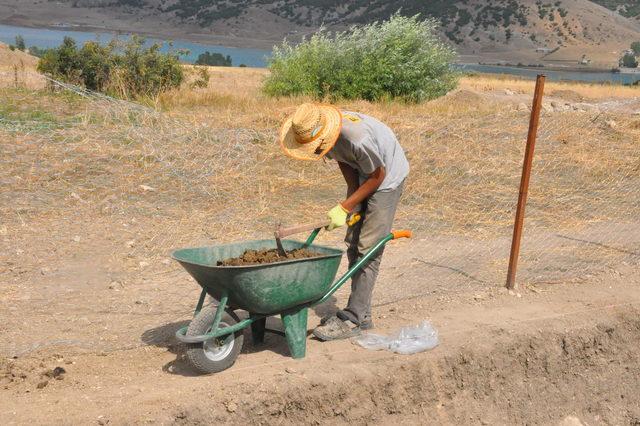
[506,74,546,289]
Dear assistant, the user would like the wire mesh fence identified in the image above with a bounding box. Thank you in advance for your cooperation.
[396,99,639,300]
[2,74,639,287]
[2,72,640,353]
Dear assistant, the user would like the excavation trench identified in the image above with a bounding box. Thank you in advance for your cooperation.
[173,308,640,425]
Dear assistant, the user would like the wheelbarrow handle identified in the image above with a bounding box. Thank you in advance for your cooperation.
[311,229,412,308]
[392,230,412,239]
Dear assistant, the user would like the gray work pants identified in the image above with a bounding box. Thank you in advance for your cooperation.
[342,181,404,325]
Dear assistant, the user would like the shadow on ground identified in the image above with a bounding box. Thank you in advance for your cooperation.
[141,307,325,376]
[141,320,190,354]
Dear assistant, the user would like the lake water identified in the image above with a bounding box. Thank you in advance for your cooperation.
[0,24,271,67]
[2,23,640,84]
[458,63,640,85]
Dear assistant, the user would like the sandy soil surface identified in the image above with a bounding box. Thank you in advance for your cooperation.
[2,232,639,425]
[2,58,640,424]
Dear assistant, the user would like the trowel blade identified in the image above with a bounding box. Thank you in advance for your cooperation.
[274,225,287,257]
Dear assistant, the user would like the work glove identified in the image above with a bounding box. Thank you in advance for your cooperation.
[326,204,349,231]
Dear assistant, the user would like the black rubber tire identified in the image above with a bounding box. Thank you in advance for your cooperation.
[185,305,244,374]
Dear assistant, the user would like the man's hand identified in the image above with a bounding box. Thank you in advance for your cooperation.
[326,204,349,231]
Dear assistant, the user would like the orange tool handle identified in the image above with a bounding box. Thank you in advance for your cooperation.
[391,230,412,240]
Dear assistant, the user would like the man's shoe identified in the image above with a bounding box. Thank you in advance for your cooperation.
[313,316,361,341]
[319,313,334,326]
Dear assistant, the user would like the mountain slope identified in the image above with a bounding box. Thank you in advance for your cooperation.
[0,0,639,66]
[589,0,640,18]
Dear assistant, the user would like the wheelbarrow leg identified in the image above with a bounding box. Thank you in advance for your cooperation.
[193,288,208,317]
[281,307,309,359]
[250,317,267,345]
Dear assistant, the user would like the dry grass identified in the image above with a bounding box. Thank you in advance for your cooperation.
[0,43,45,89]
[165,67,640,110]
[1,61,639,290]
[0,43,38,69]
[463,74,640,100]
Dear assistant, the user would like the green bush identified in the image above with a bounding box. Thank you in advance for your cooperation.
[110,36,184,98]
[37,35,184,99]
[263,14,458,103]
[631,41,640,56]
[39,37,83,84]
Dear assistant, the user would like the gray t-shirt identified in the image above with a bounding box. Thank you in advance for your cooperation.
[326,111,409,191]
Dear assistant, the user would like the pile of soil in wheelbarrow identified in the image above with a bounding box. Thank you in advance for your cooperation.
[217,248,321,266]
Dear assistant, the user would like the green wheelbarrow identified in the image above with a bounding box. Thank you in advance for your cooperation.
[172,228,412,374]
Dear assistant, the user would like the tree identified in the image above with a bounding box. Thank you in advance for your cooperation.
[15,35,26,51]
[195,51,232,66]
[38,37,83,84]
[622,53,638,68]
[631,41,640,56]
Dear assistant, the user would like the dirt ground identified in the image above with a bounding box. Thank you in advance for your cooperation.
[2,232,640,425]
[2,56,640,424]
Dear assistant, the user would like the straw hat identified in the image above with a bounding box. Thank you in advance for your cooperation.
[279,103,342,161]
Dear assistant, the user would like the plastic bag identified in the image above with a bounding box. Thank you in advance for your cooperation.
[353,333,390,351]
[354,321,439,355]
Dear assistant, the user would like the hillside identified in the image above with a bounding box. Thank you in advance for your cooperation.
[0,42,37,69]
[1,0,640,66]
[590,0,640,18]
[0,42,43,89]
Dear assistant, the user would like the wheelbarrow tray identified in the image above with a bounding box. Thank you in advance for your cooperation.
[172,239,343,315]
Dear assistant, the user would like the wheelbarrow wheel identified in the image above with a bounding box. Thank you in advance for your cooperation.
[185,305,244,374]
